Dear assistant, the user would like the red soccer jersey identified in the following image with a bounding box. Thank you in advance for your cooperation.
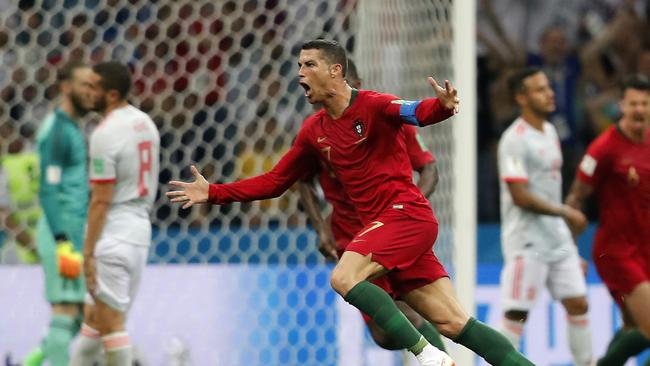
[318,124,436,244]
[208,90,453,226]
[576,125,650,252]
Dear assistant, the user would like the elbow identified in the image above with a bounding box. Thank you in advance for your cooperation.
[511,195,529,208]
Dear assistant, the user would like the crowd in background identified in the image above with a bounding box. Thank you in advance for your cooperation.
[477,0,650,220]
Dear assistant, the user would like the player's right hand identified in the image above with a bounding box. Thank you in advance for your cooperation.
[167,165,209,209]
[55,241,83,279]
[562,205,588,235]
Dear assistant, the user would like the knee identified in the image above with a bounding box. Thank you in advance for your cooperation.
[565,298,589,315]
[330,266,358,297]
[436,316,470,339]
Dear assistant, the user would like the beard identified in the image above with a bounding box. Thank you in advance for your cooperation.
[69,90,91,116]
[93,95,107,113]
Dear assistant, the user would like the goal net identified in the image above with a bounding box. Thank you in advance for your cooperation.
[0,0,474,364]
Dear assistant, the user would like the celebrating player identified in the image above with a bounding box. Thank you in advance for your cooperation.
[298,58,446,352]
[565,74,650,365]
[168,39,533,366]
[497,67,593,365]
[23,61,95,366]
[70,62,160,366]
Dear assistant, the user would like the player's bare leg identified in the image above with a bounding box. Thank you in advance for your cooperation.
[561,296,593,366]
[403,277,534,365]
[626,282,650,339]
[70,304,102,366]
[331,251,454,365]
[597,283,650,366]
[76,299,131,366]
[501,310,527,348]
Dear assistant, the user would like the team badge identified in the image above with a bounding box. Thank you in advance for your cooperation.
[627,166,640,186]
[353,120,364,137]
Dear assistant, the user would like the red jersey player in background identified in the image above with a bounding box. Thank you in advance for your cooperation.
[566,74,650,366]
[298,58,446,352]
[168,39,533,366]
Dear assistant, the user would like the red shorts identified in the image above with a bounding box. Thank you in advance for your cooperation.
[593,232,650,308]
[330,215,395,309]
[345,210,448,298]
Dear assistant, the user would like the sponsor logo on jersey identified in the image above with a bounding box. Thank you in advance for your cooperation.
[93,158,105,174]
[353,120,364,137]
[627,166,640,185]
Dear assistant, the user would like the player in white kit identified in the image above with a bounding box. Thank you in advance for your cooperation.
[71,62,160,366]
[497,67,593,365]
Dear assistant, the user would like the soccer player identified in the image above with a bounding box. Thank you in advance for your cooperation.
[298,58,446,352]
[497,67,593,365]
[70,62,160,366]
[22,61,95,366]
[168,39,533,366]
[565,74,650,366]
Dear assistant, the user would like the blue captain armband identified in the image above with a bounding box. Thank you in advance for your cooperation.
[392,99,421,126]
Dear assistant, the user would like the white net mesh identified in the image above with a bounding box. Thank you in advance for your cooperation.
[0,0,458,364]
[355,0,455,269]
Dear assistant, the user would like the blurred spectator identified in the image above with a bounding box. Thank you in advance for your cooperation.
[0,122,40,264]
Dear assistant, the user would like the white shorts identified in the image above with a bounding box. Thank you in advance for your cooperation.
[85,237,148,312]
[500,247,587,312]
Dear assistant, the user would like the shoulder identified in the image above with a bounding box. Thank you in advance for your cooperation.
[360,90,400,105]
[500,119,527,143]
[586,126,617,156]
[296,112,323,145]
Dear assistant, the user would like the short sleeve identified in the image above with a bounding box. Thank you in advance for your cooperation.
[89,128,118,183]
[403,125,435,170]
[498,134,528,183]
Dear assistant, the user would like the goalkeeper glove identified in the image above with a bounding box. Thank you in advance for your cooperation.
[55,240,83,279]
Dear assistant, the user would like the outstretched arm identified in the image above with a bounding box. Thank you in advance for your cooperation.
[168,143,315,208]
[383,78,459,127]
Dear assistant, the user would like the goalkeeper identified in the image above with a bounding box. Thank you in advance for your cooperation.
[24,61,96,366]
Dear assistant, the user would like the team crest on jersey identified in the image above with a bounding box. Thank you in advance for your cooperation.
[353,120,365,137]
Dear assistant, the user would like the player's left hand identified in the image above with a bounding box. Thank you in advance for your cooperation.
[167,165,210,209]
[428,77,459,113]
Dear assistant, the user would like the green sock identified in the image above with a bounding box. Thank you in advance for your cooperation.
[42,315,77,366]
[23,346,45,366]
[418,321,446,352]
[344,281,426,354]
[454,317,534,366]
[597,328,650,366]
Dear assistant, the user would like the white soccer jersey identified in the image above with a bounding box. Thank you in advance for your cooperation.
[89,104,160,247]
[497,117,573,261]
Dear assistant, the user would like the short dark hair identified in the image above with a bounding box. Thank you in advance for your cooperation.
[508,67,543,96]
[622,74,650,93]
[346,58,360,85]
[92,61,132,99]
[57,60,87,83]
[301,39,347,77]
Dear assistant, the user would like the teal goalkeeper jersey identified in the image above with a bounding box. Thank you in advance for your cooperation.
[36,108,88,248]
